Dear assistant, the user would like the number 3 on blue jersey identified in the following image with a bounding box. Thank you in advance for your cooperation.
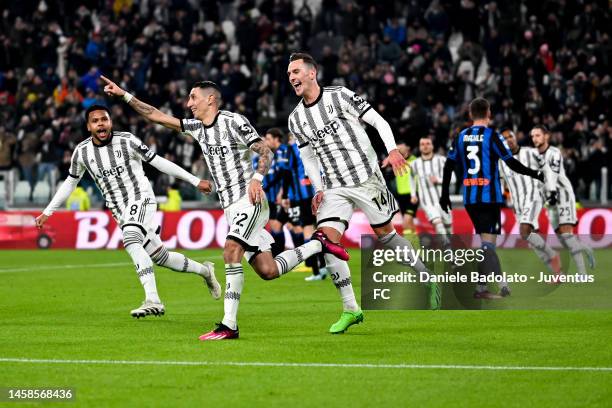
[466,145,480,175]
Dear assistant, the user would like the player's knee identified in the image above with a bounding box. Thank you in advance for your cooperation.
[519,224,532,240]
[223,240,243,263]
[257,264,277,280]
[122,225,144,248]
[150,246,169,266]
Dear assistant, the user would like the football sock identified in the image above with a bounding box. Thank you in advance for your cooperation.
[125,243,160,303]
[151,246,204,275]
[274,240,322,276]
[379,230,429,273]
[526,232,556,266]
[325,254,359,311]
[480,241,506,288]
[291,231,305,247]
[433,220,450,247]
[222,263,243,330]
[559,233,586,275]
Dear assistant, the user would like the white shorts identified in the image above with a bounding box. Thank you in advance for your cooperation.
[515,199,543,230]
[225,194,270,252]
[548,192,577,229]
[316,172,399,233]
[117,197,158,235]
[422,204,452,225]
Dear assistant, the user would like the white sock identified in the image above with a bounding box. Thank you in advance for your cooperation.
[274,240,322,276]
[378,230,429,273]
[125,243,160,303]
[161,249,204,275]
[222,263,243,330]
[324,254,359,312]
[433,221,450,247]
[559,233,586,275]
[526,232,556,265]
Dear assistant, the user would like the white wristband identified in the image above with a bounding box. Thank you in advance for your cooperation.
[252,173,264,182]
[123,92,133,103]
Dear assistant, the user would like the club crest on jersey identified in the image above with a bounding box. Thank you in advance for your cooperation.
[314,120,340,141]
[326,104,333,114]
[115,150,122,158]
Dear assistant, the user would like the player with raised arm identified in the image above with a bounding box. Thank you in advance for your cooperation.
[530,125,595,276]
[35,105,221,318]
[439,98,544,298]
[287,52,439,333]
[498,128,561,281]
[410,136,452,246]
[101,76,348,340]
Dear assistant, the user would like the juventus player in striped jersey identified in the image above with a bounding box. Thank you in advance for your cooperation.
[35,105,222,318]
[287,52,439,333]
[499,128,561,280]
[101,76,347,340]
[530,125,595,276]
[410,136,452,245]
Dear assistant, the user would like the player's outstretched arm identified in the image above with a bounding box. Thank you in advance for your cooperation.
[504,157,544,182]
[148,155,212,194]
[361,108,406,175]
[100,75,182,132]
[36,176,80,228]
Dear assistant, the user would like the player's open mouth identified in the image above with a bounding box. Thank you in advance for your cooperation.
[292,81,302,92]
[97,130,108,137]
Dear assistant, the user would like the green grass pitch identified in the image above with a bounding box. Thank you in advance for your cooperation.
[1,249,611,407]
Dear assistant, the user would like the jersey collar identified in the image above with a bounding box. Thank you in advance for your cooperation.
[92,131,114,148]
[303,87,323,108]
[203,111,221,129]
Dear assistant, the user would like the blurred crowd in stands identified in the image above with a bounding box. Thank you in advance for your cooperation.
[0,0,610,206]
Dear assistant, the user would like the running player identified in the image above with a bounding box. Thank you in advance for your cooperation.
[439,98,543,298]
[287,52,438,333]
[498,128,561,278]
[35,105,221,317]
[101,76,347,340]
[530,125,595,276]
[410,136,452,246]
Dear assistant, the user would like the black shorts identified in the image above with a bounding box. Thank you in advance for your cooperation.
[269,203,288,224]
[287,200,315,226]
[465,204,502,235]
[396,193,418,217]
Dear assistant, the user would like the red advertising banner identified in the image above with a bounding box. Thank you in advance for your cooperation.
[0,208,610,250]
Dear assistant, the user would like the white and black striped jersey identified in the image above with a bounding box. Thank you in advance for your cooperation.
[534,145,575,203]
[288,86,379,190]
[410,154,446,207]
[68,131,156,219]
[499,147,544,211]
[181,111,262,208]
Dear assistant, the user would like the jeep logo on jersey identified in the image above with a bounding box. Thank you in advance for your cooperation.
[95,166,125,179]
[203,144,229,157]
[314,120,340,141]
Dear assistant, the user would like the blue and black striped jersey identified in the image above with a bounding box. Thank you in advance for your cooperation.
[283,143,315,202]
[448,126,512,205]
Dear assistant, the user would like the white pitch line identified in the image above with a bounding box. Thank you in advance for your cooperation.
[0,358,610,372]
[0,255,224,274]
